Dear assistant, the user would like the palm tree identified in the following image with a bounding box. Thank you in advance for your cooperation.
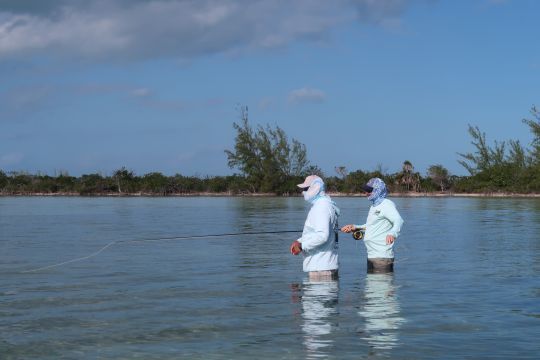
[398,160,420,192]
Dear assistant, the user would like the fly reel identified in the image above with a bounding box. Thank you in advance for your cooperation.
[352,229,364,240]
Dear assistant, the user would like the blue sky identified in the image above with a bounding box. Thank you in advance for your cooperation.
[1,0,539,177]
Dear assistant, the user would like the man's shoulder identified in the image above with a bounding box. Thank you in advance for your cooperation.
[380,198,397,208]
[312,197,334,210]
[312,198,328,207]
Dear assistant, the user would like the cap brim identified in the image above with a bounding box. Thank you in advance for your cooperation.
[362,185,374,192]
[297,182,309,188]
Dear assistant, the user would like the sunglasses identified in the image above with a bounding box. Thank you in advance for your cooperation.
[301,186,310,192]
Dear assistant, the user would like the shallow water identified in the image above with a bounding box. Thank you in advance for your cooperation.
[1,196,539,359]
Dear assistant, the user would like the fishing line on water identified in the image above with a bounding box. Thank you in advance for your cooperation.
[20,230,303,273]
[20,228,380,273]
[21,241,118,273]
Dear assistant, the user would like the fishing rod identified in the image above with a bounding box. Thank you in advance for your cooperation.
[21,229,303,273]
[21,228,365,273]
[126,228,364,243]
[120,229,303,243]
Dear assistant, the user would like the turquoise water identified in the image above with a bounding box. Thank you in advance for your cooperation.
[1,196,539,359]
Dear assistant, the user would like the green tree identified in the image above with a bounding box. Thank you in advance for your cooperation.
[113,167,135,194]
[0,170,8,192]
[55,174,77,193]
[80,173,107,195]
[303,165,324,178]
[345,169,370,193]
[427,164,450,191]
[457,125,506,175]
[223,174,250,194]
[168,173,205,194]
[225,106,310,193]
[141,172,168,194]
[8,171,32,194]
[522,105,540,165]
[456,121,537,192]
[205,176,229,193]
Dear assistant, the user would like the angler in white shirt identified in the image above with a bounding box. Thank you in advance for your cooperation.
[341,178,404,273]
[290,175,341,280]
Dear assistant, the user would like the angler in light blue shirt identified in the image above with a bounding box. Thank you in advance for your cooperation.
[341,178,404,273]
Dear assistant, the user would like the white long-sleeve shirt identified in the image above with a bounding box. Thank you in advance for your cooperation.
[358,198,404,259]
[298,196,340,272]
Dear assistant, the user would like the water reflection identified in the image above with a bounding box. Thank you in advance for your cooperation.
[358,273,405,351]
[298,279,339,359]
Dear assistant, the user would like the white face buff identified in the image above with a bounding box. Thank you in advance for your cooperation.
[303,181,322,202]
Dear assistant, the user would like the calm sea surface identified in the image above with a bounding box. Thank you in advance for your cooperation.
[1,196,539,359]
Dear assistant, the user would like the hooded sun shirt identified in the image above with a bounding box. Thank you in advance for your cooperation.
[358,178,404,259]
[297,176,340,272]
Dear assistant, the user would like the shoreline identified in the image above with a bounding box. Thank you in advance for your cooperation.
[2,191,540,198]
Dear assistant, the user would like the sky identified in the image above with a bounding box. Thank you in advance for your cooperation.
[1,0,539,178]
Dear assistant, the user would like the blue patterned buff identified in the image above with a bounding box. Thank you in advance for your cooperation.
[367,178,388,206]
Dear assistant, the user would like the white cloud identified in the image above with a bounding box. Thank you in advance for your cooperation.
[0,0,416,61]
[288,87,326,104]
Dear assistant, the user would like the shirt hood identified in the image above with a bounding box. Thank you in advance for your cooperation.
[366,178,388,206]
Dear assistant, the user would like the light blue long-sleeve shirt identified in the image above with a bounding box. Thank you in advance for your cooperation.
[357,198,404,259]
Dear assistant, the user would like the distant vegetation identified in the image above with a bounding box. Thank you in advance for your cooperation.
[1,106,539,196]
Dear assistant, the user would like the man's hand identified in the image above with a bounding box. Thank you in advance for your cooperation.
[341,224,355,233]
[386,235,395,245]
[290,240,302,255]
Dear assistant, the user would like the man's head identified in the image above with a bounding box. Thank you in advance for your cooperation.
[364,178,387,205]
[297,175,325,202]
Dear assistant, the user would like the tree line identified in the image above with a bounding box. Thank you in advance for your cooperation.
[0,165,449,196]
[1,105,539,196]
